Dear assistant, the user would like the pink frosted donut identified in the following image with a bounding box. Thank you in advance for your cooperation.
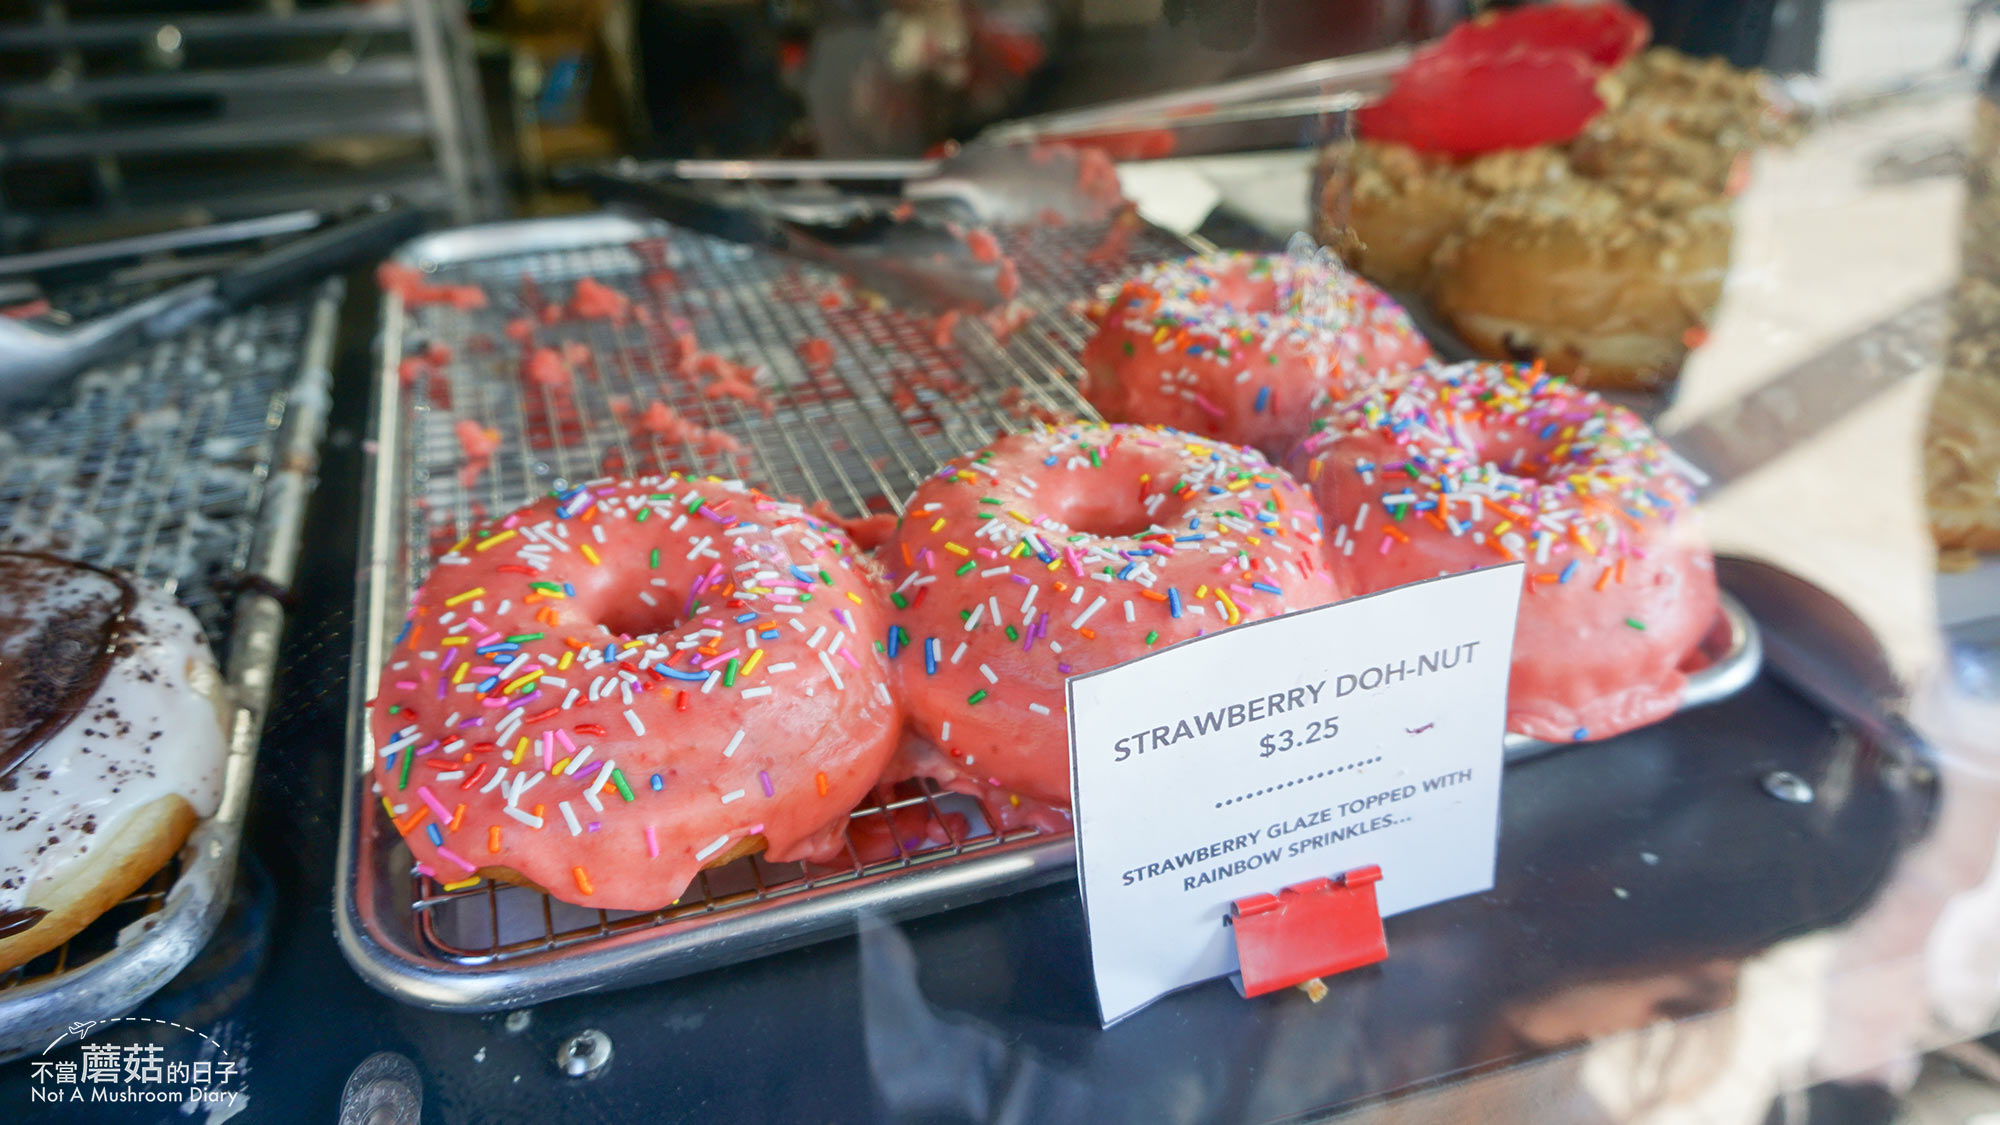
[1294,362,1718,742]
[882,423,1343,807]
[1081,251,1433,460]
[369,476,901,911]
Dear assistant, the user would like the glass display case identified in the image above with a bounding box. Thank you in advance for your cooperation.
[0,1,1996,1122]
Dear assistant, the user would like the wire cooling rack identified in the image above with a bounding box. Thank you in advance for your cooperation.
[0,295,315,629]
[0,279,339,1059]
[342,212,1194,1008]
[343,212,1761,1009]
[392,216,1177,543]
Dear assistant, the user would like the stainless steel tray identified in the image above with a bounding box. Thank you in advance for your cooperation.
[337,212,1195,1011]
[0,279,340,1061]
[338,212,1762,1012]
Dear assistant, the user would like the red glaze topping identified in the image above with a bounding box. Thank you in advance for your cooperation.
[370,476,901,910]
[1294,362,1717,742]
[1437,2,1649,72]
[882,423,1342,806]
[1357,47,1607,157]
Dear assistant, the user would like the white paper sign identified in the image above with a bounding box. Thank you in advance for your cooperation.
[1067,563,1523,1026]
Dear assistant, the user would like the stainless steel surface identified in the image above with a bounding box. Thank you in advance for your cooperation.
[581,167,1013,313]
[0,0,497,249]
[555,1030,612,1079]
[0,6,408,49]
[0,279,218,406]
[339,1051,424,1125]
[6,111,437,162]
[0,209,322,276]
[339,211,1765,1012]
[0,278,340,1062]
[901,144,1167,225]
[976,48,1410,145]
[1761,769,1817,803]
[0,58,426,108]
[0,205,418,405]
[588,145,1132,312]
[1014,92,1365,134]
[407,0,502,225]
[636,159,944,183]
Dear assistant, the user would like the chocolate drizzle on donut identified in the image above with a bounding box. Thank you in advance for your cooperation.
[0,552,138,781]
[0,907,45,938]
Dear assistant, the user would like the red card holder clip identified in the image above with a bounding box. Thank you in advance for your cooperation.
[1228,865,1388,1001]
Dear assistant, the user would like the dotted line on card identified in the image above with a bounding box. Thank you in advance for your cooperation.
[1215,756,1381,808]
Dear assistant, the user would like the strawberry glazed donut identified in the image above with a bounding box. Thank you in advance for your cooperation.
[1080,251,1433,461]
[882,423,1342,809]
[1294,362,1718,742]
[369,476,901,910]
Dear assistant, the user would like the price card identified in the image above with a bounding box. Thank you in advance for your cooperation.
[1067,563,1523,1026]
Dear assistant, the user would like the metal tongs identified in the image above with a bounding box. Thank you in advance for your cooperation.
[570,142,1134,315]
[563,48,1413,315]
[975,48,1404,156]
[575,163,1007,312]
[0,201,422,407]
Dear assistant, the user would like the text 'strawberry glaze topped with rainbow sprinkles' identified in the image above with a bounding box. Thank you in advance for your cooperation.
[369,477,901,911]
[1080,251,1433,461]
[881,423,1343,809]
[1294,361,1718,742]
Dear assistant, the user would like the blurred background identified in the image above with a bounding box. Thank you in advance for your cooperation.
[0,0,1857,251]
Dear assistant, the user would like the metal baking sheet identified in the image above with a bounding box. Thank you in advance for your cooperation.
[0,279,339,1061]
[338,212,1762,1012]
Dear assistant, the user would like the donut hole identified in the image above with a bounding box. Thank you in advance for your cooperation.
[1052,493,1162,540]
[1219,274,1331,326]
[1035,437,1209,539]
[594,602,685,642]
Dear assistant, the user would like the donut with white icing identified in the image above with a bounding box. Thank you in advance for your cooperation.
[1294,362,1718,741]
[0,552,229,972]
[1081,253,1433,461]
[880,423,1342,808]
[369,476,901,911]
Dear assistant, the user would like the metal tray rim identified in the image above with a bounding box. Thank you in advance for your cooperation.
[335,215,1765,1012]
[337,596,1758,1013]
[0,279,341,1061]
[398,213,659,272]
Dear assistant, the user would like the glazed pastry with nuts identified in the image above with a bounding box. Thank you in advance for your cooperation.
[1571,47,1798,195]
[1313,1,1792,390]
[1429,178,1733,390]
[1925,366,2000,562]
[1928,98,2000,566]
[1609,47,1801,150]
[1316,134,1738,387]
[1314,141,1572,294]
